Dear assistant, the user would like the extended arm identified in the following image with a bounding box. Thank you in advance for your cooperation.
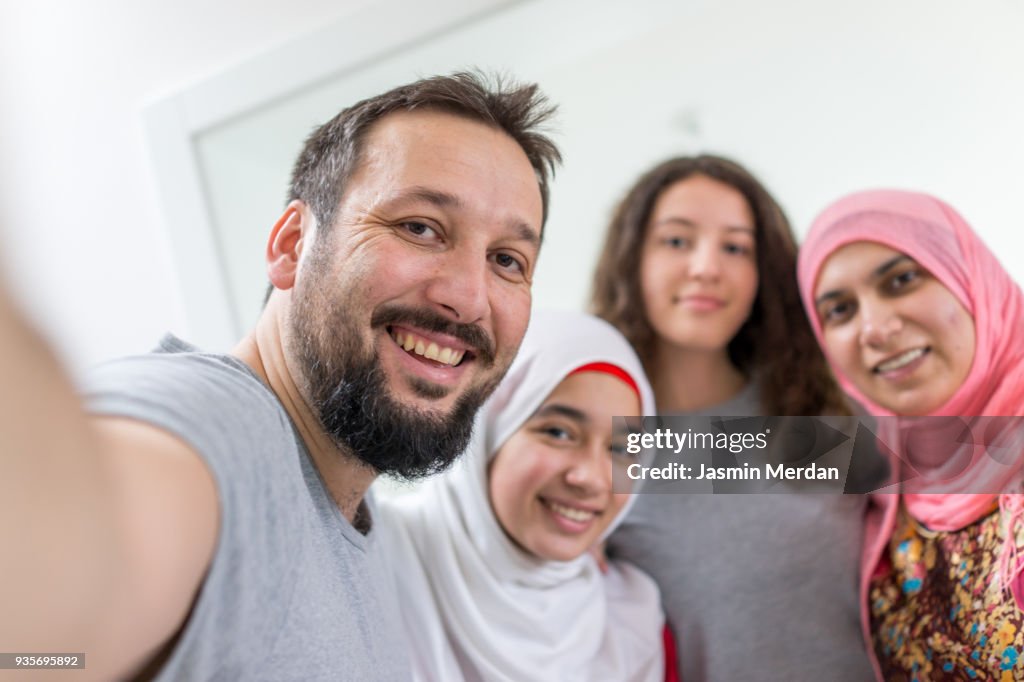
[0,287,218,680]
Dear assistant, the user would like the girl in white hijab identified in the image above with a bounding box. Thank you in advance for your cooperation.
[377,310,665,682]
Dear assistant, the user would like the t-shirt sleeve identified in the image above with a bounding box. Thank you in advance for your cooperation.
[81,352,306,677]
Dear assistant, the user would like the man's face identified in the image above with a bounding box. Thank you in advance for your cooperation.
[288,109,544,478]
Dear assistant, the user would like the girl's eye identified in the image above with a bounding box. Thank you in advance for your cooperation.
[530,420,575,442]
[609,441,639,471]
[609,443,633,459]
[662,236,690,249]
[723,243,752,256]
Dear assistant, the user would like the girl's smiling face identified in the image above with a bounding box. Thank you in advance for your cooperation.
[813,241,976,415]
[488,371,639,561]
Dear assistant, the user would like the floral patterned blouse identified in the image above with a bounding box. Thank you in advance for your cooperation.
[869,503,1024,681]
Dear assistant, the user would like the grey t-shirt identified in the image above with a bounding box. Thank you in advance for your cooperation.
[609,382,874,681]
[83,335,410,681]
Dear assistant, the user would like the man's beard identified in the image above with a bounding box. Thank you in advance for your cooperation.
[289,267,501,480]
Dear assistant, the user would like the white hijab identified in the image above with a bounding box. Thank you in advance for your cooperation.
[378,310,664,682]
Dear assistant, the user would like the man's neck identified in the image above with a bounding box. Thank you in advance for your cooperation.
[651,342,748,413]
[231,303,376,524]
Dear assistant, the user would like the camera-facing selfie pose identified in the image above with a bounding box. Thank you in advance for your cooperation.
[800,188,1024,680]
[0,72,560,681]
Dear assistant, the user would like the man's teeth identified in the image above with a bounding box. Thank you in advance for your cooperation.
[392,330,465,367]
[547,500,595,523]
[877,348,926,372]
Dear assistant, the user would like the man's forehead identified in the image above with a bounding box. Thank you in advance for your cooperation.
[348,109,544,231]
[359,109,508,169]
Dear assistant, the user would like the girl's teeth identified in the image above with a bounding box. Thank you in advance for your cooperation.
[548,501,593,522]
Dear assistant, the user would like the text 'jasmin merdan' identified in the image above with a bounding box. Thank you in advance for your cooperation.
[626,462,840,481]
[626,427,770,455]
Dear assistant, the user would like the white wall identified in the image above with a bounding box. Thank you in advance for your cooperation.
[0,0,369,371]
[3,0,1023,372]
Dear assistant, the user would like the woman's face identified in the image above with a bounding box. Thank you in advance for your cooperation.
[813,241,976,415]
[488,371,639,562]
[639,174,759,353]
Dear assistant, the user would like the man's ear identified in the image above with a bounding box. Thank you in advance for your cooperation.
[267,200,313,291]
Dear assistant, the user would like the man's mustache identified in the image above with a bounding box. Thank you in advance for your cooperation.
[371,304,496,366]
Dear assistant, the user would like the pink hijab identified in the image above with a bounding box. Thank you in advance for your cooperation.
[797,189,1024,534]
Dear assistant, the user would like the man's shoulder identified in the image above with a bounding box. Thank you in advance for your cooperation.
[85,334,278,414]
[82,334,297,472]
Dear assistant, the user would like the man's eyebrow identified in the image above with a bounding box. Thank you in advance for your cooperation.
[390,186,463,210]
[385,186,539,247]
[532,403,588,424]
[510,221,540,248]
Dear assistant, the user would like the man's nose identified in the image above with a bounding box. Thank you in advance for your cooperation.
[423,247,490,323]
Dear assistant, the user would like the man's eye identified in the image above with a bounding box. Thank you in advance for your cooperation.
[493,252,524,273]
[399,221,439,240]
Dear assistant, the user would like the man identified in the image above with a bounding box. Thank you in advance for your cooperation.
[0,72,559,680]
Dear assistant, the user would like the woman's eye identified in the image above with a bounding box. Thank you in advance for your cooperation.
[821,300,854,325]
[889,269,919,291]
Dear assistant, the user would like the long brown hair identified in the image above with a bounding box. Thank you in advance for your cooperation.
[590,154,847,416]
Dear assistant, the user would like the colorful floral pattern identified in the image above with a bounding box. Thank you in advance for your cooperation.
[870,504,1024,681]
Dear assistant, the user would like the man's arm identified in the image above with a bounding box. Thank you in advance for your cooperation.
[0,287,219,680]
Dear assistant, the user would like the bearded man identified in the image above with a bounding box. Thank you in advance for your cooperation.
[0,71,560,681]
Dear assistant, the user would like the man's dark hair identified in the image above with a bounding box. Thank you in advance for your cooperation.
[263,70,560,305]
[288,70,561,231]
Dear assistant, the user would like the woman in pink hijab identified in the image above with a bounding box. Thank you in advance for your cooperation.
[799,189,1024,680]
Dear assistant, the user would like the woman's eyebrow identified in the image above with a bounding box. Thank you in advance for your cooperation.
[814,289,843,307]
[532,403,588,424]
[815,255,916,306]
[872,254,913,279]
